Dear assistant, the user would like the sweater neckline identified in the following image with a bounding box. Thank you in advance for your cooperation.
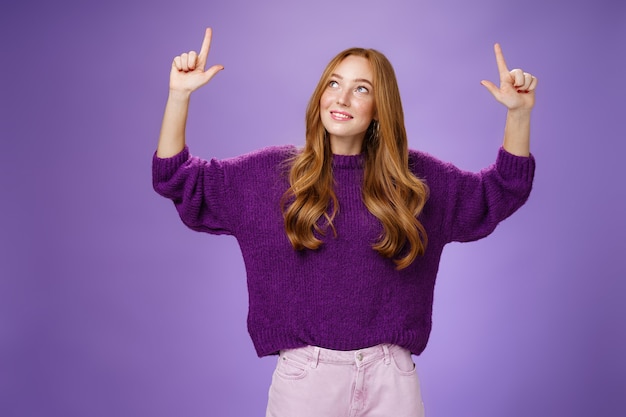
[332,153,364,169]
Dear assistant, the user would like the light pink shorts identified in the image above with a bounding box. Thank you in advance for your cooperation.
[266,344,425,417]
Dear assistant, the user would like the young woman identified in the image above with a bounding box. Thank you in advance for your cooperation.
[153,28,537,417]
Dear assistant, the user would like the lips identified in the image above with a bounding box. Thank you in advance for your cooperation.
[330,111,353,121]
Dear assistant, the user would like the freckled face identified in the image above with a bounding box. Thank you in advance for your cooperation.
[320,55,376,154]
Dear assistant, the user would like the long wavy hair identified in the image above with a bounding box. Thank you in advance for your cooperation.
[282,48,429,269]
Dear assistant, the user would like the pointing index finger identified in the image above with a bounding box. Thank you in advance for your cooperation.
[198,27,212,69]
[494,43,510,76]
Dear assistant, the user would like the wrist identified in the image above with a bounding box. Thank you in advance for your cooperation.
[503,109,531,157]
[167,89,192,102]
[507,107,532,118]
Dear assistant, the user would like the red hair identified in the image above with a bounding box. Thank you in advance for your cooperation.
[282,48,429,269]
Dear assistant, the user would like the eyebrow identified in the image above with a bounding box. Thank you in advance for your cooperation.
[330,73,374,87]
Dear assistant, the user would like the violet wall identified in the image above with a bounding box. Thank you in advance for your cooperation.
[1,0,624,416]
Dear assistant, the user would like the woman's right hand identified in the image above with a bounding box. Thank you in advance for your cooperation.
[156,28,223,157]
[169,28,223,94]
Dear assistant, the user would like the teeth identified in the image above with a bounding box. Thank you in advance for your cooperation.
[332,112,351,119]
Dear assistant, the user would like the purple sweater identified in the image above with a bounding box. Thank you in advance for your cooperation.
[152,146,534,357]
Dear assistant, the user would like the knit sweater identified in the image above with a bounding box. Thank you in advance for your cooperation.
[152,146,535,357]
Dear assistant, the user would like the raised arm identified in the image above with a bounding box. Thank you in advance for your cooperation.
[481,43,537,157]
[156,28,224,158]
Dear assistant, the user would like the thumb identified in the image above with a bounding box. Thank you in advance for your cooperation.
[201,64,225,84]
[480,80,499,98]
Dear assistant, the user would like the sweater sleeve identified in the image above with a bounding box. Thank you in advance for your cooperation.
[435,147,535,243]
[152,146,234,235]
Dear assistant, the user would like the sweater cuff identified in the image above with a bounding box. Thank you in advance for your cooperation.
[496,147,535,183]
[152,146,191,183]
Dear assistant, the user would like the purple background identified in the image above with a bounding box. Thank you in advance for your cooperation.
[1,0,625,416]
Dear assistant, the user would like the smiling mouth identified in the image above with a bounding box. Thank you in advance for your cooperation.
[330,111,353,120]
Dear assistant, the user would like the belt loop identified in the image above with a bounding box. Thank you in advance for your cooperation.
[310,346,321,369]
[382,344,391,365]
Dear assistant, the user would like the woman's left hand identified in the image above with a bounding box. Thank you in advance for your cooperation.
[481,43,537,111]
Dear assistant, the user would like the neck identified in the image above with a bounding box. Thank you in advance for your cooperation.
[329,135,364,155]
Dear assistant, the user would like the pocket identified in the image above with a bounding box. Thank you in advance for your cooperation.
[390,348,416,376]
[274,353,309,380]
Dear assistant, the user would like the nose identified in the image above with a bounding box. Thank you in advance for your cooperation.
[336,89,350,107]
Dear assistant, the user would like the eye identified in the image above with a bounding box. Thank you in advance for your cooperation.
[328,80,339,88]
[356,85,369,94]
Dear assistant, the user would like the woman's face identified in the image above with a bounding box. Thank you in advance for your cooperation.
[320,55,376,155]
